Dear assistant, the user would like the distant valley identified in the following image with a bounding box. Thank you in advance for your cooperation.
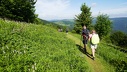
[49,19,75,30]
[49,17,127,33]
[110,17,127,33]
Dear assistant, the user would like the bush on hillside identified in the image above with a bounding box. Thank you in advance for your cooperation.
[97,43,127,72]
[110,31,127,47]
[101,35,112,44]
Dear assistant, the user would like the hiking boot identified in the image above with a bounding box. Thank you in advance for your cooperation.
[92,57,95,60]
[84,50,87,54]
[84,48,87,53]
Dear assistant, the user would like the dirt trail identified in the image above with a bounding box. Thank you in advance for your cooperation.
[67,34,107,72]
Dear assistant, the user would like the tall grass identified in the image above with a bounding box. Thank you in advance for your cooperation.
[97,42,127,72]
[70,33,127,72]
[0,19,90,72]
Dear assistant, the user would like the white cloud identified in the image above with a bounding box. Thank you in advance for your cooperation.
[35,0,127,20]
[101,7,127,17]
[35,0,74,20]
[92,7,127,18]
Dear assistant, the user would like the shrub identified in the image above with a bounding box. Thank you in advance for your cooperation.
[110,31,127,47]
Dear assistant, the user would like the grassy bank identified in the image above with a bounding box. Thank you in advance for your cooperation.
[97,42,127,72]
[0,19,90,72]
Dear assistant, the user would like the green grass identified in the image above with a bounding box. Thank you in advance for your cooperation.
[70,33,127,72]
[97,42,127,72]
[0,19,90,72]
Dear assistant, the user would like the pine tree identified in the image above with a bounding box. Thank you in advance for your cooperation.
[73,3,93,34]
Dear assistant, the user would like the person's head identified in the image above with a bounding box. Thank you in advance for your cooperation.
[92,30,96,34]
[83,25,86,29]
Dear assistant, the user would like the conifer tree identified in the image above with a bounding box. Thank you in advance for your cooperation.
[73,3,92,34]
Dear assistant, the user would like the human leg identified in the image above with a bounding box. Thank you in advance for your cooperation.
[92,48,95,57]
[91,44,96,60]
[84,44,87,52]
[94,44,97,53]
[83,39,88,53]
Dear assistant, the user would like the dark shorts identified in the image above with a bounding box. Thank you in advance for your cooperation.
[83,39,88,44]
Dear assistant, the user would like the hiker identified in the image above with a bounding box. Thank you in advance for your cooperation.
[58,28,63,32]
[60,28,63,32]
[82,25,90,53]
[66,29,68,34]
[89,30,100,60]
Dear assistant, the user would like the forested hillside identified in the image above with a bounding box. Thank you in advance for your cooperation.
[50,19,74,26]
[111,17,127,33]
[50,19,75,30]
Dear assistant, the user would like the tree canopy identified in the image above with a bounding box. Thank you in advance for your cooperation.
[94,14,112,39]
[0,0,37,23]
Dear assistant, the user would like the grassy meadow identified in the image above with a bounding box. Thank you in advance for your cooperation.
[0,19,90,72]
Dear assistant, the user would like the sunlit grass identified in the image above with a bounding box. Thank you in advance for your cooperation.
[0,19,90,72]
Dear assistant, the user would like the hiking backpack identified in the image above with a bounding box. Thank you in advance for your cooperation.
[91,34,100,44]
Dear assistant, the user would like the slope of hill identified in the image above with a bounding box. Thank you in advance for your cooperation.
[0,19,90,72]
[49,19,75,30]
[69,33,127,72]
[50,19,74,26]
[39,18,56,25]
[1,19,126,72]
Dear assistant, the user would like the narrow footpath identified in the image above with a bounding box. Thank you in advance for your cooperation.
[67,34,110,72]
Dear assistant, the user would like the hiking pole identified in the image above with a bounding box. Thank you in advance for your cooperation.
[80,33,82,47]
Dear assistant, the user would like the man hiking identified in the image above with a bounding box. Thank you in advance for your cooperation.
[82,25,90,53]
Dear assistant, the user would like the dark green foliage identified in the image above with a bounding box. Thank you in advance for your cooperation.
[0,0,37,23]
[109,60,127,72]
[74,3,93,34]
[110,31,127,47]
[94,14,112,39]
[97,43,127,72]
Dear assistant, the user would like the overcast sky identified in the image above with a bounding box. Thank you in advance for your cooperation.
[35,0,127,20]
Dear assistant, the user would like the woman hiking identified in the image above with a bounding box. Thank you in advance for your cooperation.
[89,30,100,60]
